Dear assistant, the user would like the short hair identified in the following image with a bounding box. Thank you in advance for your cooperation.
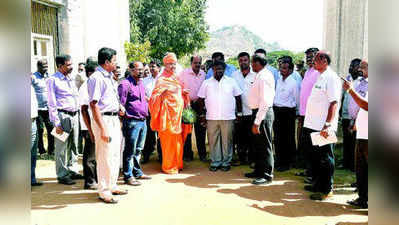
[281,56,293,63]
[211,52,224,60]
[128,61,142,69]
[252,54,267,66]
[237,52,250,59]
[78,62,85,67]
[315,51,331,65]
[305,47,319,54]
[55,54,71,67]
[37,59,47,68]
[255,48,267,55]
[98,47,117,65]
[350,58,362,65]
[190,55,202,64]
[149,59,161,68]
[212,60,226,69]
[85,60,98,74]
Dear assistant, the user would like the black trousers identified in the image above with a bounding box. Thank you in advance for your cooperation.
[304,127,335,194]
[355,139,368,201]
[301,127,314,177]
[37,110,54,155]
[235,115,254,163]
[273,106,296,168]
[142,116,162,161]
[183,101,207,159]
[342,119,356,171]
[252,108,274,180]
[82,130,97,186]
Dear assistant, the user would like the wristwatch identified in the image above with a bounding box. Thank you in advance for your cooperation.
[236,112,243,117]
[324,122,331,128]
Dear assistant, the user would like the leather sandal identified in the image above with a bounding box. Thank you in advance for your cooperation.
[98,197,118,204]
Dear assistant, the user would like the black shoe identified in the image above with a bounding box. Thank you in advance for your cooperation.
[347,198,368,209]
[209,166,219,172]
[252,177,272,185]
[70,173,84,180]
[245,172,260,178]
[31,181,43,186]
[221,166,231,172]
[58,177,76,185]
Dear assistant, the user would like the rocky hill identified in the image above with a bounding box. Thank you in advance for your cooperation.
[199,25,282,59]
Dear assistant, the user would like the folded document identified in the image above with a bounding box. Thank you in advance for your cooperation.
[51,127,70,142]
[310,131,338,147]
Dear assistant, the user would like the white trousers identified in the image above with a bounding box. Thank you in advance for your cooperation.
[92,115,121,199]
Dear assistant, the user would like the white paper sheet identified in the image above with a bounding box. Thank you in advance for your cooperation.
[51,127,70,142]
[310,131,338,147]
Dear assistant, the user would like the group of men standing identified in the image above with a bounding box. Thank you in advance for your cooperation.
[31,46,368,207]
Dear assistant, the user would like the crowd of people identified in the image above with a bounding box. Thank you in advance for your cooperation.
[30,47,368,208]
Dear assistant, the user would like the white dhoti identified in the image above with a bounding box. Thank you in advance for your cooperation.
[92,115,121,199]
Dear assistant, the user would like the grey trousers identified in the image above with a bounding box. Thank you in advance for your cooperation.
[54,112,79,179]
[207,120,234,167]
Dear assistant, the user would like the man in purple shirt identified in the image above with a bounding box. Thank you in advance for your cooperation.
[47,54,84,185]
[118,61,152,186]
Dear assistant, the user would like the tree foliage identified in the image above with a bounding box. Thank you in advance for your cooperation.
[267,50,305,68]
[129,0,209,60]
[124,40,152,64]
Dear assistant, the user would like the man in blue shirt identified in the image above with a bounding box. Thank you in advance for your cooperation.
[31,59,55,155]
[205,52,237,79]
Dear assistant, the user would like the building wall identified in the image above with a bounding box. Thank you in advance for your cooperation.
[32,0,130,73]
[323,0,368,75]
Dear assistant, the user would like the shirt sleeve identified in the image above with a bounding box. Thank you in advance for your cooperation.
[87,76,101,103]
[197,82,207,99]
[232,79,243,96]
[46,77,61,127]
[79,83,89,106]
[327,74,342,103]
[118,81,128,108]
[254,76,275,125]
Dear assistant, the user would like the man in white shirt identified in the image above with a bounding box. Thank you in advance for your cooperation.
[245,53,275,185]
[344,59,368,209]
[273,58,300,172]
[79,59,98,190]
[198,60,243,172]
[142,59,162,163]
[303,51,342,201]
[231,52,256,166]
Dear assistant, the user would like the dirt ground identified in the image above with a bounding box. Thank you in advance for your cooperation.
[31,158,368,225]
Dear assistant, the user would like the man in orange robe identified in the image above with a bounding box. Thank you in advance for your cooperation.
[149,53,192,174]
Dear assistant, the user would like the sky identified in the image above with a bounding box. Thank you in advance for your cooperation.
[205,0,324,52]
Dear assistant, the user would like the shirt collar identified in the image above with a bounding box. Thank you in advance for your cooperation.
[55,71,72,81]
[97,66,112,78]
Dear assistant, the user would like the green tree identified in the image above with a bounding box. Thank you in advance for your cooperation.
[267,50,305,68]
[124,40,152,64]
[129,0,209,60]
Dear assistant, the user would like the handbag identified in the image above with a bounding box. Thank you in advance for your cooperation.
[182,106,197,124]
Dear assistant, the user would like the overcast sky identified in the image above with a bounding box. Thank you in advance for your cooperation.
[205,0,324,52]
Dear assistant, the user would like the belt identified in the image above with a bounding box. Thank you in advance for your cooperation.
[102,111,119,116]
[125,116,145,121]
[59,109,78,116]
